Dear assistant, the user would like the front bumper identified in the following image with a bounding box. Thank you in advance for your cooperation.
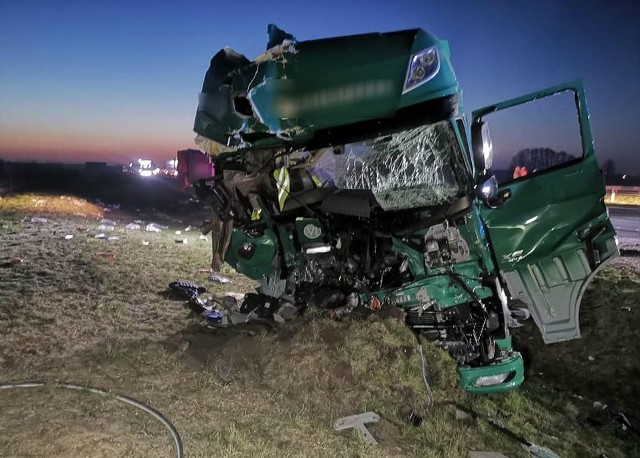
[458,353,525,394]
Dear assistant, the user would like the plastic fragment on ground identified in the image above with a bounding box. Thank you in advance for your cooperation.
[97,224,115,231]
[208,275,230,284]
[94,233,107,239]
[108,236,119,241]
[146,222,168,232]
[64,234,74,240]
[126,223,141,230]
[96,252,116,259]
[333,412,380,446]
[100,218,116,225]
[30,217,48,223]
[142,240,150,246]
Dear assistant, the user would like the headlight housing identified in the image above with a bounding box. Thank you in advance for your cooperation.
[402,47,440,94]
[474,372,510,387]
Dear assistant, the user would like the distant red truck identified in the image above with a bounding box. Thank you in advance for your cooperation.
[176,149,214,188]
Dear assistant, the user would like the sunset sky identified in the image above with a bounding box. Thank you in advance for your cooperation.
[0,0,638,174]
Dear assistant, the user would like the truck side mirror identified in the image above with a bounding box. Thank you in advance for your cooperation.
[471,120,493,174]
[477,175,502,209]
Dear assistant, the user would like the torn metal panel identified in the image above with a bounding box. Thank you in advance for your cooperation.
[194,25,459,152]
[334,120,464,210]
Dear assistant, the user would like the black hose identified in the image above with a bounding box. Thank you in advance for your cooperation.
[0,381,183,458]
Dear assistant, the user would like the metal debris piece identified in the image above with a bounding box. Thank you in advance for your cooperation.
[333,412,380,445]
[94,233,107,239]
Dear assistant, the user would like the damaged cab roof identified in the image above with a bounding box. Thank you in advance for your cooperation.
[193,24,459,153]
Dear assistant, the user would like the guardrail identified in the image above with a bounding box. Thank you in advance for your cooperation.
[606,186,640,204]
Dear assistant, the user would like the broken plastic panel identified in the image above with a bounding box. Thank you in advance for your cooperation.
[334,120,463,210]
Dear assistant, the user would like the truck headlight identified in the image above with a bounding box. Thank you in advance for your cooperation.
[402,47,440,94]
[474,373,510,387]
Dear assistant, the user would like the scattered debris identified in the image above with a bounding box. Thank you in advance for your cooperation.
[199,234,208,241]
[333,412,380,446]
[30,217,48,223]
[593,401,608,410]
[208,275,230,284]
[94,233,107,239]
[616,412,634,433]
[275,302,298,321]
[108,236,120,241]
[197,268,212,274]
[169,281,207,301]
[96,252,116,259]
[100,218,116,225]
[97,224,115,231]
[133,219,144,225]
[142,240,150,246]
[588,356,595,361]
[184,225,195,232]
[456,408,472,421]
[621,306,631,312]
[126,223,142,230]
[64,234,74,240]
[146,223,167,233]
[449,403,560,458]
[175,230,182,235]
[175,239,188,244]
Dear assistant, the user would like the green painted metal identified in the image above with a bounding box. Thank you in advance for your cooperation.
[194,27,459,150]
[225,226,278,280]
[378,261,493,309]
[458,353,525,394]
[197,27,618,395]
[473,81,618,343]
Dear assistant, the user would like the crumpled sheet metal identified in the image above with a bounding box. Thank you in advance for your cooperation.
[335,121,462,210]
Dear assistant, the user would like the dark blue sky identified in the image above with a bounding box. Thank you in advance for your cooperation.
[0,0,638,173]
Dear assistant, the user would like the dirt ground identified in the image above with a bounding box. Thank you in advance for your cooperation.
[1,188,639,457]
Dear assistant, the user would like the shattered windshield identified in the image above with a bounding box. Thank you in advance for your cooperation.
[311,120,466,210]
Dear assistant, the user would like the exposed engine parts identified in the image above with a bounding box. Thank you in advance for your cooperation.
[423,222,470,269]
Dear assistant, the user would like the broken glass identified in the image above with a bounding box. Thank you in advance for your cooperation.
[333,121,464,210]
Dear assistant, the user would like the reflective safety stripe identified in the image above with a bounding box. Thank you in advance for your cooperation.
[273,167,290,210]
[311,174,322,188]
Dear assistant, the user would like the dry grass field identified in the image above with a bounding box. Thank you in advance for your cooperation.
[1,185,638,457]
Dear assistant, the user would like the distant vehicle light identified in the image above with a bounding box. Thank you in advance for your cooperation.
[139,170,153,177]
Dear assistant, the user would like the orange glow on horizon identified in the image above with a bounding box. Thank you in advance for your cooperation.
[0,125,194,164]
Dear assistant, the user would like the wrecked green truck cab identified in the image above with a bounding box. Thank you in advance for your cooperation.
[193,25,618,394]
